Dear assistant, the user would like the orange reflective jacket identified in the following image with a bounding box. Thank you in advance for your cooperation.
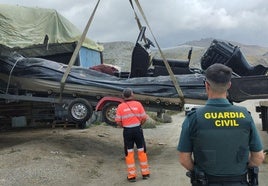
[115,100,147,128]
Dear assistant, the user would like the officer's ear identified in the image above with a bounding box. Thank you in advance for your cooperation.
[227,82,231,90]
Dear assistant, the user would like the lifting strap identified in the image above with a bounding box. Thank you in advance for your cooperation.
[132,0,185,104]
[129,0,142,31]
[129,0,147,45]
[60,0,101,101]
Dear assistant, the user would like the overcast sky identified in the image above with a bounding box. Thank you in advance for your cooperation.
[1,0,268,47]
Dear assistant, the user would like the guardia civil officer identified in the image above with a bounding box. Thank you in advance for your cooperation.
[115,88,150,182]
[177,63,264,186]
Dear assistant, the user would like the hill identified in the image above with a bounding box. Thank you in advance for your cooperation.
[100,41,134,71]
[101,38,268,71]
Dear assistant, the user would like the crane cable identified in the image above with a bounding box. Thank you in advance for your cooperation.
[132,0,185,104]
[129,0,147,44]
[60,0,101,101]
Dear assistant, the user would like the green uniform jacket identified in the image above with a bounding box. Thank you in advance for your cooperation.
[178,99,263,176]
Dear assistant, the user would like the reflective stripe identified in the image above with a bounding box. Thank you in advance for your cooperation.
[129,170,136,174]
[121,113,136,119]
[123,107,138,112]
[127,163,135,168]
[137,148,144,151]
[127,149,134,153]
[124,123,140,128]
[115,115,121,120]
[141,168,149,172]
[121,113,146,119]
[140,161,148,166]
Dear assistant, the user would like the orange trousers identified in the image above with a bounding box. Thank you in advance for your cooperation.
[125,148,150,179]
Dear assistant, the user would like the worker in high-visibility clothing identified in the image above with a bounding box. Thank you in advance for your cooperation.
[115,88,150,182]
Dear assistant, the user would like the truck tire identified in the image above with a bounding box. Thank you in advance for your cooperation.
[68,98,93,125]
[102,102,119,126]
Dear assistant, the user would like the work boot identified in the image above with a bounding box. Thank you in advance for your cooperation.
[127,177,136,182]
[142,174,150,180]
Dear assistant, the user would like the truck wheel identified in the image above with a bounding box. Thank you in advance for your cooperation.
[102,102,118,126]
[68,98,93,125]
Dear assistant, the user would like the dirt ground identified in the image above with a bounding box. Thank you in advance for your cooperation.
[0,100,268,186]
